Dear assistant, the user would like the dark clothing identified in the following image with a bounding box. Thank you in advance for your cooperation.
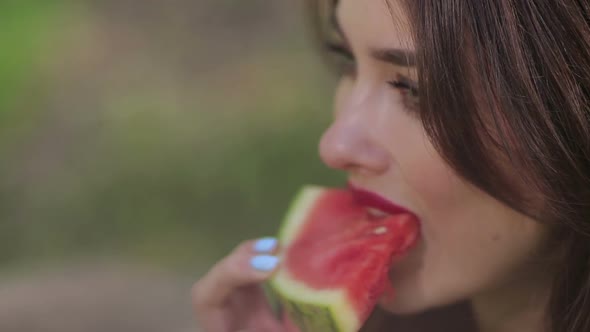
[361,301,478,332]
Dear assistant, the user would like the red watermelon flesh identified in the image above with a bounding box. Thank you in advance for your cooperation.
[270,186,420,332]
[285,188,419,321]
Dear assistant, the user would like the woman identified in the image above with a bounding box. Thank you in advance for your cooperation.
[192,0,590,331]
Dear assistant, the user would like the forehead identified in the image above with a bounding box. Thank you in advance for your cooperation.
[336,0,414,50]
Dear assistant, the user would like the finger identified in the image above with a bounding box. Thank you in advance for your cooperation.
[250,237,280,255]
[192,240,280,310]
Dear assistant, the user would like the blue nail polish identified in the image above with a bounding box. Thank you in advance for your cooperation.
[254,237,278,253]
[250,255,279,271]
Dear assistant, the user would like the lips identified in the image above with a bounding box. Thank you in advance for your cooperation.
[348,182,414,218]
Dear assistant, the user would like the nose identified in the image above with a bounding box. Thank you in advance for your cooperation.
[319,110,391,176]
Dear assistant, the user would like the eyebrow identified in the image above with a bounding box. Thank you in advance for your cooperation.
[331,7,417,68]
[370,48,416,67]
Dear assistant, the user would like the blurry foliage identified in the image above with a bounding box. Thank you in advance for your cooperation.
[0,0,72,264]
[0,1,343,271]
[0,0,67,137]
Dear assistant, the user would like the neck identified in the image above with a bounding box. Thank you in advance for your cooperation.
[472,274,551,332]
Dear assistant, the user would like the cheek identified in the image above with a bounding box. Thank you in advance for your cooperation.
[396,131,466,221]
[398,137,549,294]
[403,141,546,261]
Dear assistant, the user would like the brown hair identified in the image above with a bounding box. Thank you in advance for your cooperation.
[308,0,590,331]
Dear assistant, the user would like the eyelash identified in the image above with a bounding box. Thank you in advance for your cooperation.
[325,42,420,114]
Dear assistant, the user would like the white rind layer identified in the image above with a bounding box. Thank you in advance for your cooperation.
[278,185,324,247]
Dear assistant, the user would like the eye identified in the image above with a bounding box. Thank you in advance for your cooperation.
[324,42,357,77]
[387,76,421,113]
[387,77,418,96]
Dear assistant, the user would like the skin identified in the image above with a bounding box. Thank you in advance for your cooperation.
[192,1,555,331]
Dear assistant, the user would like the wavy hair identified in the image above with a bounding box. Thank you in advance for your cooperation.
[308,1,590,331]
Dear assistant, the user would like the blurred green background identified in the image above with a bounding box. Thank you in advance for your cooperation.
[0,1,342,331]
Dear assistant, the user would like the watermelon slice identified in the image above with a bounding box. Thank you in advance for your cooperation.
[268,186,420,332]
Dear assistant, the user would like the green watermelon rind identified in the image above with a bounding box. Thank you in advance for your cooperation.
[268,186,361,332]
[269,268,358,332]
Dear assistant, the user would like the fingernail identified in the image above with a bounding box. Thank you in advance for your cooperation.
[250,255,279,272]
[254,237,278,253]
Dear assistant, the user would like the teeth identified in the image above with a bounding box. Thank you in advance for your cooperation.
[373,226,388,235]
[367,207,389,218]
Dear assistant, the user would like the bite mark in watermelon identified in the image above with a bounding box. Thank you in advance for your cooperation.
[268,186,420,332]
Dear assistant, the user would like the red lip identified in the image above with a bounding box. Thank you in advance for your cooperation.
[348,182,412,216]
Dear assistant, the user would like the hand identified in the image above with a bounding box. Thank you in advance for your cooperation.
[192,238,299,332]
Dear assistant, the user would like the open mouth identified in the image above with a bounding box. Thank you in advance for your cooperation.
[348,182,421,255]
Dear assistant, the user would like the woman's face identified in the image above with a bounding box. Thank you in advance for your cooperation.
[319,0,551,314]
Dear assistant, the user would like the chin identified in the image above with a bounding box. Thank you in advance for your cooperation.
[377,272,469,316]
[377,288,432,315]
[377,246,433,314]
[378,261,452,315]
[377,244,471,316]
